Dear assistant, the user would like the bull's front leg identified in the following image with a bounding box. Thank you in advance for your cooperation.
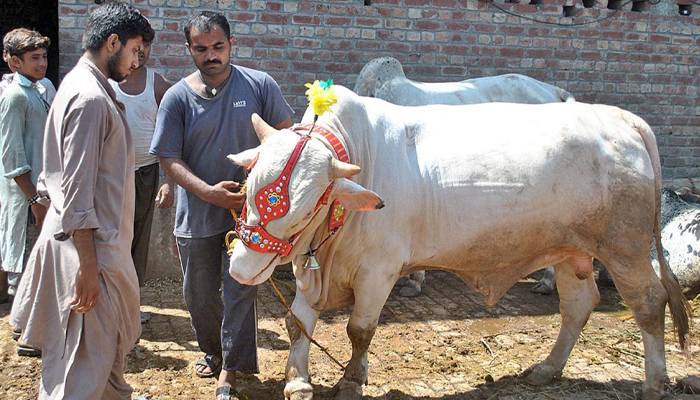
[284,292,320,400]
[334,273,396,400]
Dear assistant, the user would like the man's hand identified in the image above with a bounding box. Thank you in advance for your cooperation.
[205,181,246,210]
[70,258,100,313]
[30,203,47,228]
[155,183,174,208]
[70,229,100,314]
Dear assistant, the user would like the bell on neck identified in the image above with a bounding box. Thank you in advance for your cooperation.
[305,255,321,270]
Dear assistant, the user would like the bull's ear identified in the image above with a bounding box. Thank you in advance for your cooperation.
[333,179,385,211]
[227,147,260,169]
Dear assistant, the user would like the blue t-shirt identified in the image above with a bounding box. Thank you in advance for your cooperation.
[150,65,294,238]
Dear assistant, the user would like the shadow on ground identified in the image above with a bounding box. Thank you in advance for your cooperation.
[139,270,628,330]
[235,374,683,400]
[126,344,190,374]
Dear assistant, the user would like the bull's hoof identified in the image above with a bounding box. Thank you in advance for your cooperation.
[524,363,561,386]
[284,379,314,400]
[333,379,363,400]
[398,281,422,298]
[531,281,555,295]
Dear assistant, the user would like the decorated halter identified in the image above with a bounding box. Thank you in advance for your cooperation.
[233,122,350,257]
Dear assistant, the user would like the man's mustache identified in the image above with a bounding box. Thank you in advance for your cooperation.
[204,59,222,65]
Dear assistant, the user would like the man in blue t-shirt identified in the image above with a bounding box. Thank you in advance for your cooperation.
[149,12,293,399]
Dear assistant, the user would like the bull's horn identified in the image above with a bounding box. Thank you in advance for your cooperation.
[251,113,277,143]
[331,159,361,179]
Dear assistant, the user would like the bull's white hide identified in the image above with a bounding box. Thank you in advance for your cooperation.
[354,56,574,105]
[228,87,686,400]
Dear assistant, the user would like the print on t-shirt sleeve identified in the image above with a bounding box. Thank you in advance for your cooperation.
[150,89,185,158]
[261,73,294,127]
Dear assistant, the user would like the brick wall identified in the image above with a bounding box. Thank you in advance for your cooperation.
[58,0,700,183]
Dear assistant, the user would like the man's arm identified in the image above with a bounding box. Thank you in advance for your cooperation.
[159,156,245,210]
[274,118,293,130]
[153,72,172,107]
[69,229,100,313]
[0,92,47,226]
[14,173,46,227]
[152,88,244,210]
[59,98,107,314]
[154,171,175,209]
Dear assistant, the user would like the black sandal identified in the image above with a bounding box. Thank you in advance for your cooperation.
[17,344,41,358]
[194,354,222,378]
[215,386,243,400]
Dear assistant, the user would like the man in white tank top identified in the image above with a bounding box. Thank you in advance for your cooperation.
[109,34,172,323]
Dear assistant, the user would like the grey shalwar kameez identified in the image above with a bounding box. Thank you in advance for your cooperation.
[10,57,141,399]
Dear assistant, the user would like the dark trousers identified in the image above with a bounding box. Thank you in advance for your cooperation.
[132,163,159,286]
[176,232,259,373]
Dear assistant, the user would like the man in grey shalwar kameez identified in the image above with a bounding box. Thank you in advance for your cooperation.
[10,3,153,398]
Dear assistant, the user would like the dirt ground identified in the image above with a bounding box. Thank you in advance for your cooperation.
[1,270,698,400]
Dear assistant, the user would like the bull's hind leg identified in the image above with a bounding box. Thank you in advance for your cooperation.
[334,274,396,400]
[601,256,669,400]
[284,292,320,400]
[526,256,599,385]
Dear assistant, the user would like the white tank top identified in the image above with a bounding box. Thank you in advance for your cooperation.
[110,68,158,169]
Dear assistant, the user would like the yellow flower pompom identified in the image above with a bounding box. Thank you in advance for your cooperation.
[305,79,337,118]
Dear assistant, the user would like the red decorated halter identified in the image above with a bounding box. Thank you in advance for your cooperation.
[234,124,350,257]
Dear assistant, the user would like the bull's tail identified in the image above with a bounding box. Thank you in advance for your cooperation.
[624,110,692,351]
[655,208,692,351]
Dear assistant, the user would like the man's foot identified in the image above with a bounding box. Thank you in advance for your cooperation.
[11,328,21,341]
[195,354,222,378]
[140,311,152,324]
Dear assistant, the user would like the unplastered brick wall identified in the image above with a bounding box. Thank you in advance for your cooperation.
[58,0,700,183]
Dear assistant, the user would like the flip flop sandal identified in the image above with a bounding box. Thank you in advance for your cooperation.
[17,344,41,358]
[194,354,222,378]
[11,328,21,341]
[215,386,244,400]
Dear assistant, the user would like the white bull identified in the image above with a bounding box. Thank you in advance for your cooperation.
[227,86,689,400]
[353,56,574,104]
[355,57,574,297]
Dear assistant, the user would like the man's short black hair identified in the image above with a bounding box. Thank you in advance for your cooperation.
[184,12,230,45]
[82,1,153,52]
